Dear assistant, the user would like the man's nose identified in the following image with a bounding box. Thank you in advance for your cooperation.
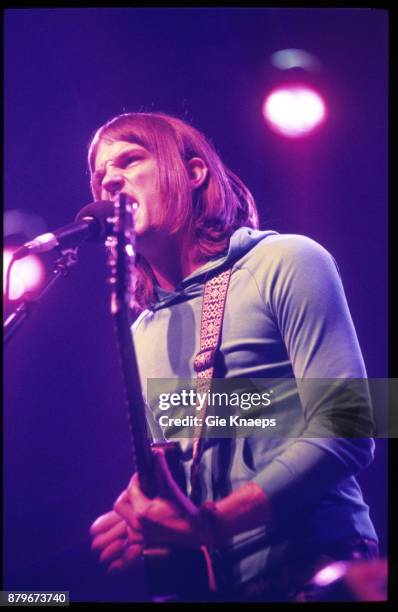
[102,169,124,196]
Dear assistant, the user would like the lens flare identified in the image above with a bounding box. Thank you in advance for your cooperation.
[271,49,321,72]
[4,209,46,239]
[263,85,326,138]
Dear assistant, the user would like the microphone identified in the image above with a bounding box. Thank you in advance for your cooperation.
[12,201,115,261]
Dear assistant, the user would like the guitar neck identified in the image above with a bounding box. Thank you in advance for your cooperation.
[107,194,159,499]
[114,305,157,498]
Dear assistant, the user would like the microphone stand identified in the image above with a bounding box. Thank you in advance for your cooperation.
[4,248,79,345]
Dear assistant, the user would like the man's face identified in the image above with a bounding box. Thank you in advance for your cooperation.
[93,139,164,238]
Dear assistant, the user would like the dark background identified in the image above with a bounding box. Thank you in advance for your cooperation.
[4,8,388,602]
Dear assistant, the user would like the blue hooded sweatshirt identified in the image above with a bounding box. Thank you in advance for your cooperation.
[132,228,377,586]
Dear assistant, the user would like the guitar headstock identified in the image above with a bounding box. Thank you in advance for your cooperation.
[105,194,137,314]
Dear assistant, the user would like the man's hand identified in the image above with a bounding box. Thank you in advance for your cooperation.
[89,446,272,574]
[89,447,203,573]
[114,448,204,548]
[89,508,145,573]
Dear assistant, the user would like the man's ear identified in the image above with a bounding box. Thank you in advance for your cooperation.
[187,157,208,190]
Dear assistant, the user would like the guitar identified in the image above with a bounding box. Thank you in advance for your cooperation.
[105,194,220,601]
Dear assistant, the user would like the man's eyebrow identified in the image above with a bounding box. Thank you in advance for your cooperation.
[93,144,146,176]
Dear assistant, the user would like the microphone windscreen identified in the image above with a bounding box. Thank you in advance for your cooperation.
[75,200,115,240]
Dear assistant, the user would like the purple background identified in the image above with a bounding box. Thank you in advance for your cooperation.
[4,8,388,601]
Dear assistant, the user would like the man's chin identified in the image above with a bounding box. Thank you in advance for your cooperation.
[134,228,158,253]
[135,227,172,257]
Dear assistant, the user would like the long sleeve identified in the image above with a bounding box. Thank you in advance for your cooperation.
[249,235,375,520]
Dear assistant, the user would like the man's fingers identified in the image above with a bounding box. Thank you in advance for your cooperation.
[90,510,124,536]
[107,559,126,574]
[98,534,144,564]
[114,489,143,525]
[116,482,151,521]
[107,543,144,574]
[99,539,126,564]
[91,518,128,552]
[98,537,143,564]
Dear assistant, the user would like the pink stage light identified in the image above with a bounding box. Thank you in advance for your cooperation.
[3,249,46,300]
[263,85,326,138]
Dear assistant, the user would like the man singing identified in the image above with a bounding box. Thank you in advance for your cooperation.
[88,112,378,601]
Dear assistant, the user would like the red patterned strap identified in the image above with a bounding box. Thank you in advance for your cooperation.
[190,268,232,503]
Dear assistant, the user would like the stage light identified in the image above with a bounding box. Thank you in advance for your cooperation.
[3,249,46,301]
[313,562,347,587]
[263,85,326,138]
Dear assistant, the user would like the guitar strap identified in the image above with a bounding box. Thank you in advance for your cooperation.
[190,267,233,505]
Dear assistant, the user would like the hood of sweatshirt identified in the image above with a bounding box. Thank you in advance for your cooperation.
[152,227,278,311]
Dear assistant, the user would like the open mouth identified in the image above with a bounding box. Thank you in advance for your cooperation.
[112,193,139,209]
